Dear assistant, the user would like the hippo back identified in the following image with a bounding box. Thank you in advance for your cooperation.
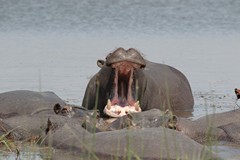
[136,60,194,112]
[0,90,66,115]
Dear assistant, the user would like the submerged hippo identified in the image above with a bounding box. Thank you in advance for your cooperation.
[82,48,194,117]
[45,121,219,160]
[0,90,66,116]
[172,108,240,145]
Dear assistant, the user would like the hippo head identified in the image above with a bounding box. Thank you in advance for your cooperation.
[102,48,146,117]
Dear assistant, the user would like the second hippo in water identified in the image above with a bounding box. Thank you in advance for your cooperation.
[0,90,66,116]
[172,108,240,145]
[82,48,194,117]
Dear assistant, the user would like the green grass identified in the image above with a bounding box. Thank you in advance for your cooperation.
[0,129,20,159]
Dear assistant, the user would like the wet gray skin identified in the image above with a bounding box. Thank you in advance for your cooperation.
[107,109,177,130]
[0,90,66,115]
[53,108,176,133]
[0,112,19,119]
[0,120,24,141]
[82,48,194,117]
[0,90,91,142]
[53,103,95,118]
[45,125,220,160]
[219,122,240,145]
[0,90,68,142]
[0,90,96,143]
[0,90,221,159]
[105,48,146,67]
[80,109,171,133]
[175,108,240,144]
[2,113,88,142]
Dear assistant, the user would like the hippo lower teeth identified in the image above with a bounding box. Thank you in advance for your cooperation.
[104,99,141,117]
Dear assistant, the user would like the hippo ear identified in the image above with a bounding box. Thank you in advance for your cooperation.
[53,103,61,114]
[97,60,105,68]
[167,115,178,130]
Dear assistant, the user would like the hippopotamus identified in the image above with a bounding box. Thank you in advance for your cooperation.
[0,90,66,116]
[0,89,221,159]
[53,103,96,118]
[45,121,220,160]
[104,109,177,131]
[82,48,194,117]
[172,108,240,144]
[0,90,96,143]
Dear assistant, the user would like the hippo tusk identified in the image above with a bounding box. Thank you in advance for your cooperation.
[134,101,140,111]
[107,99,111,110]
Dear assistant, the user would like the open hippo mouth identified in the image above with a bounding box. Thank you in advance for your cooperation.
[103,48,146,117]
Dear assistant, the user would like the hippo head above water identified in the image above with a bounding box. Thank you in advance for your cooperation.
[82,48,194,118]
[105,48,146,67]
[102,48,146,117]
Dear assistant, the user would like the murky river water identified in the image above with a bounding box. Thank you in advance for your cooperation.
[0,0,240,159]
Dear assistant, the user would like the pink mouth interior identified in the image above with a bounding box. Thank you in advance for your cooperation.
[110,61,138,107]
